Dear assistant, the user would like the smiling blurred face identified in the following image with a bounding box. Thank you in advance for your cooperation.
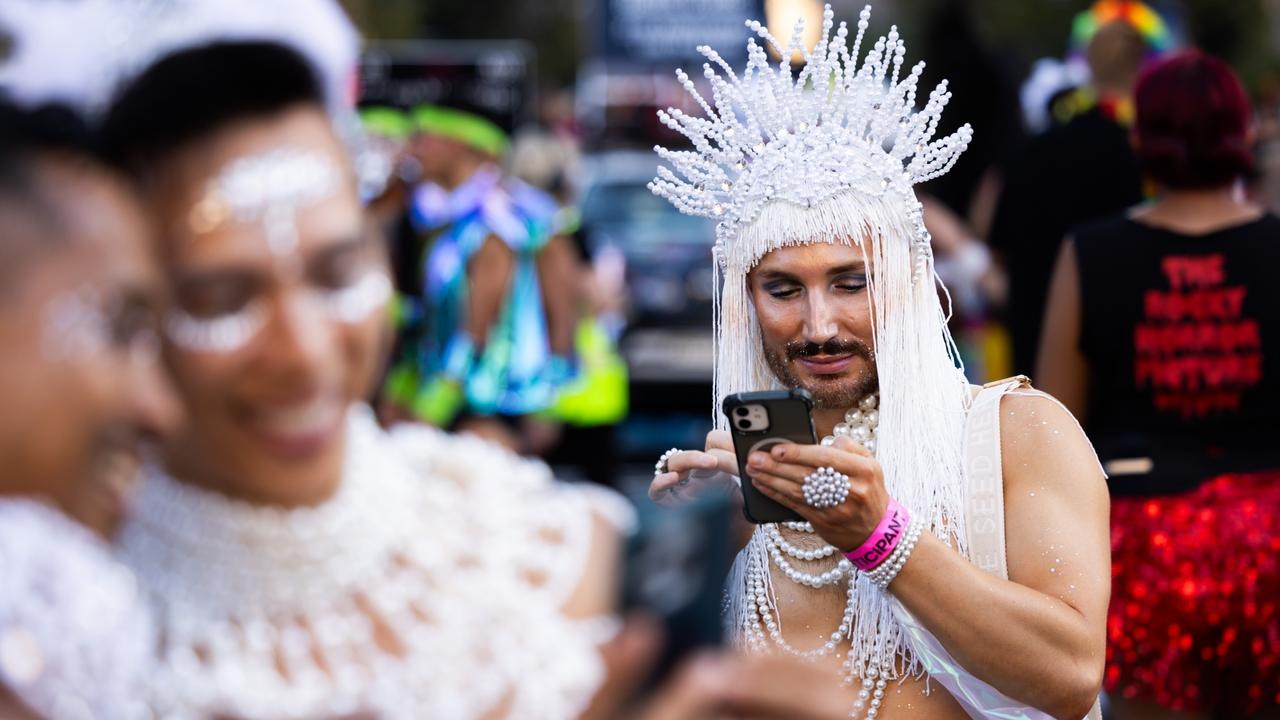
[152,106,389,506]
[0,159,177,535]
[748,241,878,409]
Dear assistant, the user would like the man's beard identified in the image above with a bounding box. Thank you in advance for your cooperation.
[762,336,879,409]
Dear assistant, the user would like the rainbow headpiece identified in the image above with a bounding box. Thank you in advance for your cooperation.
[1070,0,1173,56]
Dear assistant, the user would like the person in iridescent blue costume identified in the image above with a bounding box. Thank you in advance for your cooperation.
[385,105,569,442]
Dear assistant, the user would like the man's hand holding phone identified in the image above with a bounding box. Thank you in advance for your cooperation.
[745,435,892,553]
[647,431,738,507]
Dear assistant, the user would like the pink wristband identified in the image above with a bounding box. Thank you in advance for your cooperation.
[845,499,910,572]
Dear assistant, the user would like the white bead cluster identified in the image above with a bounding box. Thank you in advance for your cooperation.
[802,466,849,509]
[865,516,925,590]
[822,392,880,454]
[654,448,680,477]
[649,4,972,277]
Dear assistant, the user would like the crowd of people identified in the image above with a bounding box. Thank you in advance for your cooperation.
[0,0,1276,718]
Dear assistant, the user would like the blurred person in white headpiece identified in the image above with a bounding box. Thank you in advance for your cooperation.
[0,98,178,718]
[647,4,1110,719]
[2,0,652,717]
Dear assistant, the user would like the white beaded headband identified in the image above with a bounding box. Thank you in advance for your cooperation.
[648,4,972,280]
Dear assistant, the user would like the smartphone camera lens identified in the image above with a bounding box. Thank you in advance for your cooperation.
[737,418,751,430]
[735,407,750,417]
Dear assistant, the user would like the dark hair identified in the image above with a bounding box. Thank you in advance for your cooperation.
[99,41,323,177]
[1133,51,1254,189]
[0,100,96,198]
[0,101,101,290]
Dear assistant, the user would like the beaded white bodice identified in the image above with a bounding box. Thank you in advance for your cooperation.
[117,408,628,719]
[0,499,153,720]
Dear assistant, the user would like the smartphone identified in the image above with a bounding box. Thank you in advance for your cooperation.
[722,388,817,524]
[622,484,732,684]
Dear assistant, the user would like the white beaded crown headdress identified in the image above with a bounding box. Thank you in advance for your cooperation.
[652,5,977,677]
[649,4,972,280]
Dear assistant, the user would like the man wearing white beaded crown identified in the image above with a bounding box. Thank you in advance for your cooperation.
[648,5,1110,719]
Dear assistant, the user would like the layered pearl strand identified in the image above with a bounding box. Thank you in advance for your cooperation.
[743,392,907,719]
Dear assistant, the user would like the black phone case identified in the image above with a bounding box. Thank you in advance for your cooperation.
[722,389,816,524]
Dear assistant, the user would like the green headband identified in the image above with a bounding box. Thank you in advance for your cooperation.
[359,107,414,140]
[412,105,509,157]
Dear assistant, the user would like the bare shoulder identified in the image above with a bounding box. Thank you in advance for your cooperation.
[994,387,1108,521]
[996,387,1111,620]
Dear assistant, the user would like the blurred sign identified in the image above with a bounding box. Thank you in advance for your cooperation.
[598,0,765,65]
[358,41,533,132]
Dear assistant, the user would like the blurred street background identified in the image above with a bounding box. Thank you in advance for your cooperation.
[342,0,1280,491]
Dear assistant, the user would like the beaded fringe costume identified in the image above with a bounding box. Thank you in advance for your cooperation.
[651,3,977,687]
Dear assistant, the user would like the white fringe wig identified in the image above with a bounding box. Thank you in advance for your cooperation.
[651,4,976,679]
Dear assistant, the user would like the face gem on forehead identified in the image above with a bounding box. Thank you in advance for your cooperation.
[188,148,342,256]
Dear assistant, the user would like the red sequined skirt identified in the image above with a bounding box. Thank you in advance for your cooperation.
[1106,472,1280,712]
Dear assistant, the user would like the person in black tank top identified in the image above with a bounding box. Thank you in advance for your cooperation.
[1073,213,1280,495]
[1038,52,1280,719]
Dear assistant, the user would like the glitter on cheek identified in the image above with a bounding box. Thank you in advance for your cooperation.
[165,304,267,353]
[40,287,113,361]
[319,271,391,324]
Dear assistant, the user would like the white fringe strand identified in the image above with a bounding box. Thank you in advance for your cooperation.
[721,189,971,682]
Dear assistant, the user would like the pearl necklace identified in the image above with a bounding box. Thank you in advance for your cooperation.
[821,392,880,450]
[743,393,897,719]
[117,407,617,719]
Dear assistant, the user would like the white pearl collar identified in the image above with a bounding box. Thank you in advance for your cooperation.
[117,407,616,719]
